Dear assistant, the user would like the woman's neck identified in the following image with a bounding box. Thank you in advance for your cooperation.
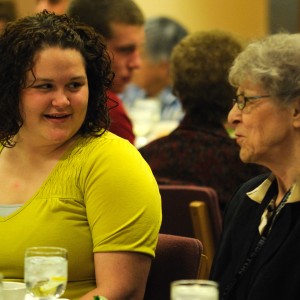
[274,170,299,206]
[5,134,79,163]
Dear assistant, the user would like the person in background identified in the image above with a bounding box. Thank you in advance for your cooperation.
[68,0,145,144]
[0,0,16,33]
[122,16,188,122]
[0,11,161,300]
[139,30,266,209]
[35,0,71,14]
[210,32,300,300]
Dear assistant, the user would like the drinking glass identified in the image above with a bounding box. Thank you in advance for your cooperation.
[24,247,68,300]
[0,272,3,300]
[171,280,219,300]
[129,99,161,148]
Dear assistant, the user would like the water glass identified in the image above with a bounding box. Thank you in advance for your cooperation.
[129,98,161,148]
[171,280,219,300]
[24,247,68,299]
[2,282,26,300]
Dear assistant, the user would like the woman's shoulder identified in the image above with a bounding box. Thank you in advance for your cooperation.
[236,173,271,195]
[224,172,271,214]
[76,131,133,152]
[72,131,142,165]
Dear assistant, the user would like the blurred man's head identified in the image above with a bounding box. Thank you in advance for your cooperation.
[0,0,16,32]
[68,0,145,94]
[35,0,70,15]
[132,16,188,97]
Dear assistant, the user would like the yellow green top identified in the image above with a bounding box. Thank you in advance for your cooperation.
[0,132,162,299]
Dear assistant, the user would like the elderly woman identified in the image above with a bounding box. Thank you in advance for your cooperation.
[139,30,265,209]
[210,32,300,299]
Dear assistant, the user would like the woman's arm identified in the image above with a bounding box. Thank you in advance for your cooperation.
[80,252,152,300]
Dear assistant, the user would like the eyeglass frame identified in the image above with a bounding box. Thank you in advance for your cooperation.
[232,94,270,110]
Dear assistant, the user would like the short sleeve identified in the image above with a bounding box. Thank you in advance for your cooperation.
[80,135,162,257]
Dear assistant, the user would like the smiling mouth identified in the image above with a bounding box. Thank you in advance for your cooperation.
[44,114,70,119]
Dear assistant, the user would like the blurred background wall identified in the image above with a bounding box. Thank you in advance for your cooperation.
[11,0,300,40]
[136,0,268,39]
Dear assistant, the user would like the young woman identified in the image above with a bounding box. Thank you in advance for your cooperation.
[0,11,161,300]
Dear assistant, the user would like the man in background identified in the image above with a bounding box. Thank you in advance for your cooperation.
[0,0,16,32]
[122,16,188,122]
[68,0,145,144]
[35,0,70,14]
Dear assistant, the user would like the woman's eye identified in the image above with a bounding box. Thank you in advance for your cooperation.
[34,83,52,90]
[69,82,84,90]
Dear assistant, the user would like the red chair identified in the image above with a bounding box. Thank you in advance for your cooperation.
[144,233,204,300]
[158,184,222,239]
[158,184,222,277]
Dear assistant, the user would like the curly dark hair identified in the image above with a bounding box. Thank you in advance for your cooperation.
[0,10,113,147]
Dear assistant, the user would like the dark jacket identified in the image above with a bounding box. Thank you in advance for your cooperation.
[210,173,300,300]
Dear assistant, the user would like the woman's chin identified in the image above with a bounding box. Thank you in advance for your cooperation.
[239,148,257,164]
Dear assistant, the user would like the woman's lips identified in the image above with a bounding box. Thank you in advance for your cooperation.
[235,134,244,145]
[44,114,71,122]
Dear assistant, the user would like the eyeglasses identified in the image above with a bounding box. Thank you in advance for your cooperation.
[232,94,270,110]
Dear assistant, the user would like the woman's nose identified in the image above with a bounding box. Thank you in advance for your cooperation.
[51,91,70,107]
[227,104,241,126]
[128,50,142,70]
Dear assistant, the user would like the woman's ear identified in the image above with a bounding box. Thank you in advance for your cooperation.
[292,98,300,128]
